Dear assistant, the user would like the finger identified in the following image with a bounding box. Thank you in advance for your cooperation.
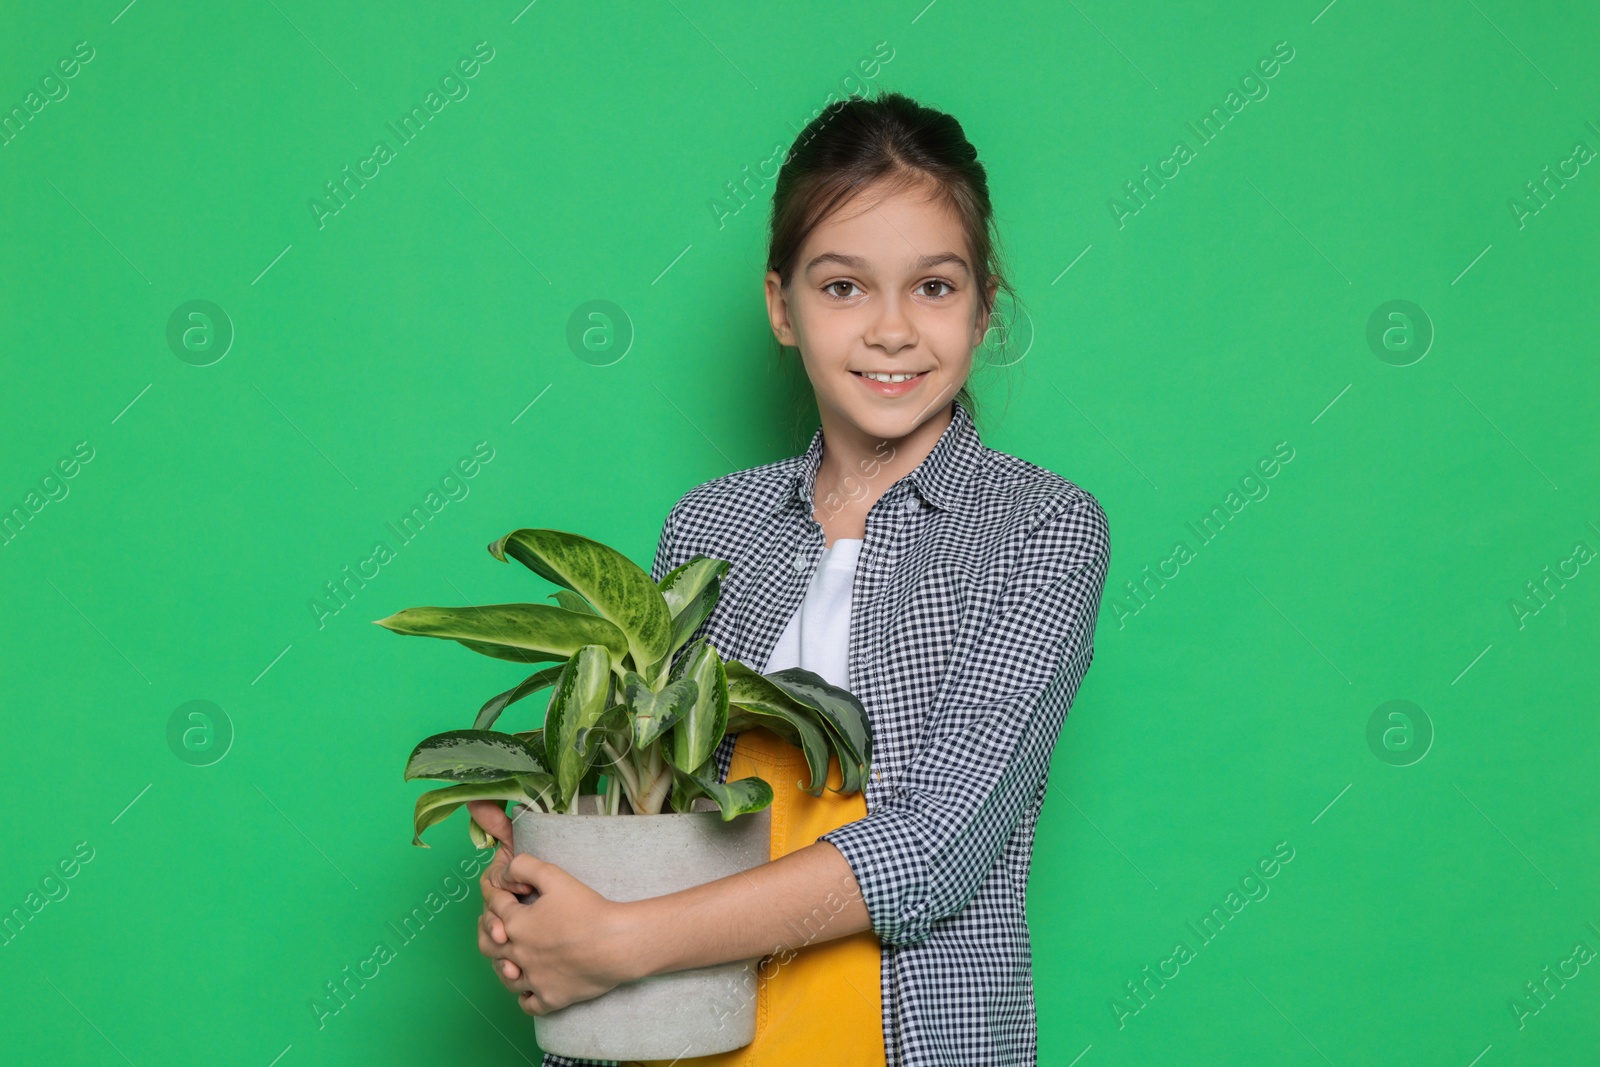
[480,857,504,896]
[483,881,522,920]
[482,844,534,893]
[504,852,551,887]
[485,858,533,895]
[475,922,523,988]
[492,959,518,994]
[477,911,507,952]
[491,955,522,986]
[466,800,515,845]
[494,878,535,896]
[478,908,507,945]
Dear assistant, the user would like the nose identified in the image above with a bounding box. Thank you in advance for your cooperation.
[863,291,916,351]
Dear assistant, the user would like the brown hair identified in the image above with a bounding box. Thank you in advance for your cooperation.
[766,89,1021,445]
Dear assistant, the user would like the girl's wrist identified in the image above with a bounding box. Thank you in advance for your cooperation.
[609,897,666,983]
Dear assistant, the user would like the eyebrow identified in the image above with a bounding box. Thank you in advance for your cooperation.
[803,251,971,277]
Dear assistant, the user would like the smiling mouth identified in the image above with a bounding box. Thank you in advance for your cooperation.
[851,371,929,383]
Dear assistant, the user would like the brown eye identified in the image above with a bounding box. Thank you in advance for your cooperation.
[824,281,860,299]
[920,280,954,298]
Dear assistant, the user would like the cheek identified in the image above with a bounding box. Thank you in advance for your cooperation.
[947,348,972,382]
[940,310,979,356]
[792,313,859,368]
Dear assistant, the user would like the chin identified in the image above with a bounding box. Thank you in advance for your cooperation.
[837,405,921,441]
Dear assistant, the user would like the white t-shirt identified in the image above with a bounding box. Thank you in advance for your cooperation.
[762,537,863,689]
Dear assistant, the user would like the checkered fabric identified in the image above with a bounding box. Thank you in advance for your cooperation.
[542,397,1111,1067]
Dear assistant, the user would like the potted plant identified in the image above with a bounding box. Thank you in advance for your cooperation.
[375,527,873,1060]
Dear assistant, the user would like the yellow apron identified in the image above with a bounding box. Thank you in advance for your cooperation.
[625,725,886,1066]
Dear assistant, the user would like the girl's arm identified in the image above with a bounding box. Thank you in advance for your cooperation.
[474,814,869,1014]
[818,495,1110,948]
[621,838,870,978]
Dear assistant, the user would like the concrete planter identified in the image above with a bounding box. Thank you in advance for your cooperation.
[509,794,773,1061]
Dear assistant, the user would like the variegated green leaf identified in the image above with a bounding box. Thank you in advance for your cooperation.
[373,603,628,664]
[667,638,727,775]
[662,753,773,821]
[450,639,561,665]
[489,529,672,677]
[545,644,613,811]
[548,589,597,615]
[474,665,566,731]
[653,556,729,674]
[411,775,554,847]
[573,702,631,760]
[759,666,872,786]
[726,661,872,794]
[623,671,696,749]
[726,701,832,796]
[405,730,548,783]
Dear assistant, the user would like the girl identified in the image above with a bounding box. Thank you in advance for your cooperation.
[469,90,1111,1067]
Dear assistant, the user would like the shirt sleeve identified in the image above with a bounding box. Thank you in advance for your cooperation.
[649,502,681,585]
[818,493,1111,948]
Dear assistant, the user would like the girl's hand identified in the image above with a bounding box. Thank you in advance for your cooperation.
[467,800,531,984]
[481,852,640,1016]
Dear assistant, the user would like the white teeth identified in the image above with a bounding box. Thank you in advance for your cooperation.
[860,371,921,383]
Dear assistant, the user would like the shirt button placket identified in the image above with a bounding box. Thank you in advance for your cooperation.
[858,527,881,791]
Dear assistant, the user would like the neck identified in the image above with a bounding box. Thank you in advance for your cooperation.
[813,402,954,517]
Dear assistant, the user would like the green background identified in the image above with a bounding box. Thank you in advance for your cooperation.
[2,1,1596,1064]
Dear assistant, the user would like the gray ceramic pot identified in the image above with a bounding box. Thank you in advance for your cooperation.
[509,794,773,1061]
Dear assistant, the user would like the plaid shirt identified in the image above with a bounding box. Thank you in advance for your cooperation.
[542,398,1111,1067]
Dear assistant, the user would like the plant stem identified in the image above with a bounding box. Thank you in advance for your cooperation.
[601,740,645,812]
[641,758,674,814]
[655,746,676,812]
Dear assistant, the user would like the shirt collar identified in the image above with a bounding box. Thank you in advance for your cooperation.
[777,397,983,518]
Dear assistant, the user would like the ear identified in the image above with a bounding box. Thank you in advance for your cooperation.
[972,279,1000,348]
[765,270,798,347]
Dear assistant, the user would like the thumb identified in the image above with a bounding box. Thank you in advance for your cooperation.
[505,851,561,891]
[488,846,533,895]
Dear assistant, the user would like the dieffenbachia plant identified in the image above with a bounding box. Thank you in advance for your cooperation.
[375,527,873,848]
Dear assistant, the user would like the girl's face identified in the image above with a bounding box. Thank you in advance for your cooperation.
[765,180,995,442]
